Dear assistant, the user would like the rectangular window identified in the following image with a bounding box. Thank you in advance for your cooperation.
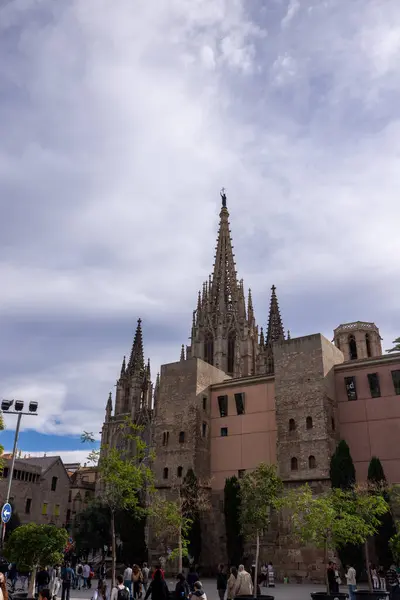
[220,427,228,437]
[392,370,400,395]
[368,373,381,398]
[25,498,32,514]
[238,469,246,479]
[42,503,48,515]
[202,422,207,437]
[234,392,245,415]
[54,504,60,517]
[51,476,58,491]
[179,431,185,443]
[162,431,169,446]
[344,376,357,401]
[203,396,207,411]
[218,395,228,417]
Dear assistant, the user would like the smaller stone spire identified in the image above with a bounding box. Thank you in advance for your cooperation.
[180,344,185,361]
[128,318,145,375]
[260,326,265,347]
[248,288,254,325]
[287,330,291,340]
[120,355,126,377]
[266,285,285,345]
[106,391,112,418]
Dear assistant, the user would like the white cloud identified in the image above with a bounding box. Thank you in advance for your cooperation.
[0,0,399,441]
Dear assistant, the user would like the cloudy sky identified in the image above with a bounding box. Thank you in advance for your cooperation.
[1,0,399,464]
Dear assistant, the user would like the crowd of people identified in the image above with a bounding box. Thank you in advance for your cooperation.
[328,561,400,600]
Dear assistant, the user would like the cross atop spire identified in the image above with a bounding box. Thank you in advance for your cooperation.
[266,285,285,345]
[128,318,145,375]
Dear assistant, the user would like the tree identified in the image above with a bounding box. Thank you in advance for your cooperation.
[283,485,389,593]
[224,476,244,566]
[239,464,282,597]
[73,500,111,558]
[181,469,202,564]
[386,337,400,353]
[367,458,396,568]
[4,523,67,596]
[82,420,155,586]
[330,440,356,490]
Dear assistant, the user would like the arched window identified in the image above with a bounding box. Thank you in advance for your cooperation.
[349,334,358,360]
[163,467,169,480]
[227,330,236,374]
[366,333,372,358]
[179,431,185,443]
[290,457,298,471]
[177,466,183,478]
[289,418,296,432]
[308,455,316,469]
[331,417,336,431]
[204,332,214,366]
[306,416,313,430]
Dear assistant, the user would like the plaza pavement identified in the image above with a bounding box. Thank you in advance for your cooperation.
[68,579,330,600]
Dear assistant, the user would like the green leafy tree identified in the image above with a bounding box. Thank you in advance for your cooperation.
[330,440,356,490]
[4,523,68,596]
[386,337,400,353]
[283,485,389,593]
[239,464,282,597]
[82,420,155,585]
[224,476,244,566]
[73,500,111,558]
[367,458,396,567]
[182,469,202,564]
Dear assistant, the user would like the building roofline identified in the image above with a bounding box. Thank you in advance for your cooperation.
[334,352,400,371]
[210,373,274,390]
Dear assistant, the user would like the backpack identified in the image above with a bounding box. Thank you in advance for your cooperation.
[63,569,72,583]
[117,588,130,600]
[77,566,83,575]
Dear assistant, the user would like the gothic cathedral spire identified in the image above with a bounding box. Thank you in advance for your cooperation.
[259,285,285,374]
[187,189,259,377]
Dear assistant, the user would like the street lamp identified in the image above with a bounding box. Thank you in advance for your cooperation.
[1,399,39,545]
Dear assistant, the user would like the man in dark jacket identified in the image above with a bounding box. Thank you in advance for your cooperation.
[217,565,227,600]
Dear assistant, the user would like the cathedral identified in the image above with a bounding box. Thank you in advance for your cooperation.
[100,191,400,578]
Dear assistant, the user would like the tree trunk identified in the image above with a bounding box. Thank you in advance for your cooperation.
[178,524,183,574]
[324,537,329,595]
[254,530,260,598]
[28,566,37,598]
[365,539,373,592]
[111,510,116,588]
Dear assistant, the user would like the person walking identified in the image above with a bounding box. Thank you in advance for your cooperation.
[61,562,74,600]
[187,567,199,593]
[234,565,253,598]
[123,565,133,598]
[111,575,130,600]
[191,581,207,600]
[144,569,169,600]
[132,565,143,599]
[142,564,150,594]
[83,563,91,590]
[75,562,83,591]
[227,568,237,600]
[327,562,337,595]
[175,574,189,600]
[267,563,275,588]
[345,564,357,600]
[217,565,227,600]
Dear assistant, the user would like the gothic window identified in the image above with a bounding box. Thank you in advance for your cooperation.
[349,334,358,360]
[331,417,336,431]
[345,376,357,401]
[218,395,228,417]
[163,467,169,479]
[368,373,381,398]
[204,332,214,366]
[162,431,169,446]
[227,330,236,374]
[365,333,372,358]
[179,431,185,443]
[290,457,298,471]
[306,416,313,430]
[289,418,296,432]
[234,392,245,415]
[177,466,183,478]
[308,455,316,469]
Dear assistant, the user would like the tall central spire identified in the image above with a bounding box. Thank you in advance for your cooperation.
[209,189,240,313]
[186,189,259,377]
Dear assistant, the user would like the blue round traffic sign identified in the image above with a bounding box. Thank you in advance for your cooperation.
[1,503,12,524]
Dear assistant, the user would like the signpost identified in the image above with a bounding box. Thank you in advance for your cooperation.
[1,503,12,524]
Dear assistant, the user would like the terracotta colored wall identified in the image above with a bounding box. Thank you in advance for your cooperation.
[210,379,276,489]
[336,358,400,482]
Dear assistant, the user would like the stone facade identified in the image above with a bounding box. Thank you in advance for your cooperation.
[66,465,97,529]
[98,191,400,579]
[0,455,71,527]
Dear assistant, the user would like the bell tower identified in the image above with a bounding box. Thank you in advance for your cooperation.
[333,321,382,361]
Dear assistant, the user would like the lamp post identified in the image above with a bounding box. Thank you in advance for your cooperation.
[1,399,39,545]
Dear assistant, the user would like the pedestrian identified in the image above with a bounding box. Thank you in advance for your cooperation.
[124,565,133,598]
[76,562,83,591]
[386,565,399,600]
[61,562,74,600]
[144,569,169,600]
[111,575,130,600]
[132,565,143,599]
[371,565,379,590]
[327,562,337,595]
[190,581,207,600]
[175,574,189,600]
[260,565,267,588]
[37,567,51,594]
[50,565,61,600]
[187,567,199,592]
[83,563,91,589]
[378,566,386,591]
[142,564,150,593]
[227,568,237,600]
[217,564,227,600]
[345,564,357,600]
[234,565,253,598]
[0,572,8,600]
[267,563,275,588]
